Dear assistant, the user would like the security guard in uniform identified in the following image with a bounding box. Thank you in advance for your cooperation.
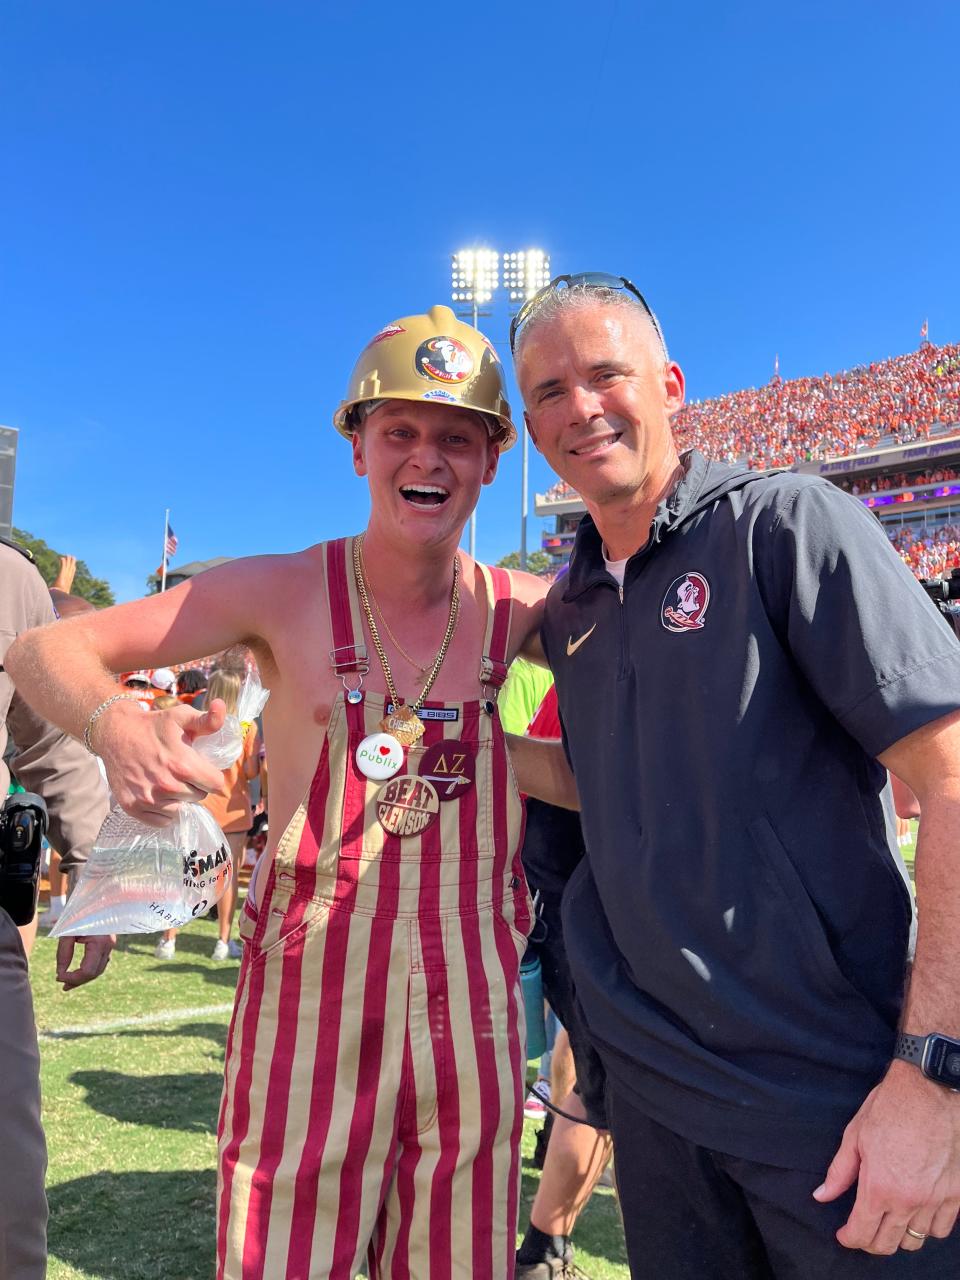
[0,534,111,1279]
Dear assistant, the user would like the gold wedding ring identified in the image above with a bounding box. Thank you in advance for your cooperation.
[904,1227,928,1242]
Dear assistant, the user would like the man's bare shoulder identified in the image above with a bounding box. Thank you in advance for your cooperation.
[199,544,332,644]
[494,567,548,662]
[206,544,325,596]
[502,568,550,608]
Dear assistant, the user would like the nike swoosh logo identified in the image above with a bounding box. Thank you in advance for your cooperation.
[566,623,597,656]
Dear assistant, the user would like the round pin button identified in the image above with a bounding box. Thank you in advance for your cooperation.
[355,732,404,782]
[418,739,476,801]
[375,774,440,838]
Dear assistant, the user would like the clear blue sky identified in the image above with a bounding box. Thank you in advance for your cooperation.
[2,1,956,601]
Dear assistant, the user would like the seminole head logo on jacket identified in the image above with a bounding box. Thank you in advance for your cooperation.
[661,572,711,633]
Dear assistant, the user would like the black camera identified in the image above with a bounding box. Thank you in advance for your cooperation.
[0,792,48,926]
[919,571,960,640]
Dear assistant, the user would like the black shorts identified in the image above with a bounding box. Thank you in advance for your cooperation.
[607,1084,960,1279]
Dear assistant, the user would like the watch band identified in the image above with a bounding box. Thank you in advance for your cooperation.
[894,1032,926,1066]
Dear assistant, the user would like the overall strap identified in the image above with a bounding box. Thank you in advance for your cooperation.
[325,537,368,680]
[476,562,514,696]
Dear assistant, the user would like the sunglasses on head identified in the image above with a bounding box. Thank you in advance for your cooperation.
[509,272,666,356]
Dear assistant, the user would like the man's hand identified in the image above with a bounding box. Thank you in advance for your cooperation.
[56,934,115,990]
[51,554,77,593]
[814,1060,960,1254]
[95,698,228,826]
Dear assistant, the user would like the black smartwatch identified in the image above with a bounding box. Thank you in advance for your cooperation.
[894,1032,960,1090]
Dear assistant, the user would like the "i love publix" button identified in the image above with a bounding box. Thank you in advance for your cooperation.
[355,732,404,781]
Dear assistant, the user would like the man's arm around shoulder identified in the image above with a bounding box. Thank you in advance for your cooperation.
[503,568,548,665]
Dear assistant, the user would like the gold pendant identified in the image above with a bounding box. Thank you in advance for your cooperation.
[378,703,425,746]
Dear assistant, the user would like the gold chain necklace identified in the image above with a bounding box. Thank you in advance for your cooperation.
[353,534,460,745]
[369,590,429,677]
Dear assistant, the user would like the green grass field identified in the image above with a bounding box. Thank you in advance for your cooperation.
[32,913,627,1280]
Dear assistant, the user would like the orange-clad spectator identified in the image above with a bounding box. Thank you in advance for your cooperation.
[150,667,176,696]
[666,341,960,471]
[122,671,155,712]
[203,669,260,959]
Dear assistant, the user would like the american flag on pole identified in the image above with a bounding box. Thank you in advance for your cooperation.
[165,524,178,558]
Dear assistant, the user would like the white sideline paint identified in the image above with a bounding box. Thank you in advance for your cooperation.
[38,1002,235,1039]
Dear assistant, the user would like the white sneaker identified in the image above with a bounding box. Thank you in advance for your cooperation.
[227,939,243,959]
[211,939,230,961]
[524,1080,550,1119]
[154,938,176,960]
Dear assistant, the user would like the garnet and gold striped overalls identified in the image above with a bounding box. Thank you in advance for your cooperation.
[217,537,532,1280]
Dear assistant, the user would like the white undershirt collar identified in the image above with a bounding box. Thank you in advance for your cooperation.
[602,546,629,587]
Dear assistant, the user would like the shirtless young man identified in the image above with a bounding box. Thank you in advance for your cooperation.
[6,305,547,1280]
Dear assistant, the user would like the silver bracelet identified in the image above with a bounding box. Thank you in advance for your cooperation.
[82,693,143,754]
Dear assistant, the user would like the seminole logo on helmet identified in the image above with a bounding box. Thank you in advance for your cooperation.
[661,572,711,633]
[415,337,475,384]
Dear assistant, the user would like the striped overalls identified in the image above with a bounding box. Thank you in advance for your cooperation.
[217,538,532,1280]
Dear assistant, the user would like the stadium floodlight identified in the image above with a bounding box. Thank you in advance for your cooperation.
[502,250,551,572]
[502,249,551,303]
[451,248,502,557]
[450,249,500,312]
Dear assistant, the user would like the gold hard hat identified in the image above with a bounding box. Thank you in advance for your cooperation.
[334,304,517,451]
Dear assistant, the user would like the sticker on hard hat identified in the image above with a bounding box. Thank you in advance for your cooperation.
[367,324,405,347]
[415,337,474,384]
[423,389,458,403]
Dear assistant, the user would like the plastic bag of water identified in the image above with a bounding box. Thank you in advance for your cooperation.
[196,672,269,769]
[51,803,233,937]
[50,673,270,937]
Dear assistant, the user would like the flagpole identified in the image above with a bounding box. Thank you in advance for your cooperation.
[161,508,170,593]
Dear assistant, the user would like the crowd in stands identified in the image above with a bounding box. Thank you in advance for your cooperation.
[838,466,960,496]
[889,525,960,582]
[540,478,578,503]
[535,343,960,495]
[673,342,960,468]
[536,341,960,585]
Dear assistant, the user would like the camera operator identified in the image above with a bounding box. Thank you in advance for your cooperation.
[0,536,111,1279]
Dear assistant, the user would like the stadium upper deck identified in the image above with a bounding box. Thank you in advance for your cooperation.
[535,341,960,578]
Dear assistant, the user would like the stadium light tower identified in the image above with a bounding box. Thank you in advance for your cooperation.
[451,250,500,557]
[451,249,500,326]
[503,251,551,570]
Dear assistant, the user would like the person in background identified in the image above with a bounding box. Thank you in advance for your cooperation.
[151,695,180,712]
[154,669,259,961]
[505,677,613,1279]
[243,811,269,872]
[1,537,112,1278]
[49,553,77,594]
[499,656,558,1117]
[121,671,155,712]
[177,668,208,707]
[150,667,177,697]
[44,588,98,933]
